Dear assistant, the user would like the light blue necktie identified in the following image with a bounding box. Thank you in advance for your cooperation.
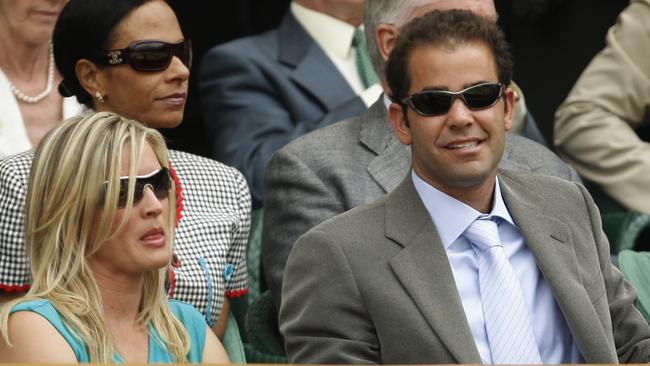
[464,217,542,364]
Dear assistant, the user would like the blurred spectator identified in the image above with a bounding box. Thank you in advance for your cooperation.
[554,0,650,213]
[0,0,82,157]
[199,0,382,207]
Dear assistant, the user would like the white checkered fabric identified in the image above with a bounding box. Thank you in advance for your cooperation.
[0,149,251,326]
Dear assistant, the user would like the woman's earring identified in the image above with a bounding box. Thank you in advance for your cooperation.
[95,91,105,103]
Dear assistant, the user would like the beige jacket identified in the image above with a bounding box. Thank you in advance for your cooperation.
[554,0,650,213]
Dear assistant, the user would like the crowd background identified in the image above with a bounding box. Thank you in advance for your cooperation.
[162,0,629,157]
[1,0,647,362]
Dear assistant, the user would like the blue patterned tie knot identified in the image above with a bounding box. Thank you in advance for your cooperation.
[464,217,501,252]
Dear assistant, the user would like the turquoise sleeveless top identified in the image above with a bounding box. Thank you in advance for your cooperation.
[11,299,206,363]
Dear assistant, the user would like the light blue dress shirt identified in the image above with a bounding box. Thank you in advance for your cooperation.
[412,171,583,364]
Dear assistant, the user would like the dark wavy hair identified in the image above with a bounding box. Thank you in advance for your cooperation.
[53,0,153,107]
[386,9,513,104]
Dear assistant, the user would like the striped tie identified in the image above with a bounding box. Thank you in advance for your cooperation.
[352,28,379,88]
[464,217,542,364]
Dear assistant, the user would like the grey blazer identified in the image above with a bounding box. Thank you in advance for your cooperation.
[280,171,650,363]
[263,97,580,310]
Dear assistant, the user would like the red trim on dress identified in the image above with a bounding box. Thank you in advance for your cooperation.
[168,267,177,298]
[168,162,184,228]
[225,288,249,298]
[0,283,30,293]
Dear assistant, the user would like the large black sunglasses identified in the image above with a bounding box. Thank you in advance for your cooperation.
[95,39,192,72]
[100,167,171,208]
[401,82,504,116]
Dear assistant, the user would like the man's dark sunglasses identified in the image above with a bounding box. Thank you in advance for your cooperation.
[101,167,171,208]
[401,82,504,116]
[95,39,192,72]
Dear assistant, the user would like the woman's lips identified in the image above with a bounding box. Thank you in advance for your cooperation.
[32,10,60,20]
[158,93,186,107]
[141,228,165,247]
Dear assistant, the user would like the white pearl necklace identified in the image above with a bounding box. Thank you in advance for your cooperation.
[7,43,55,104]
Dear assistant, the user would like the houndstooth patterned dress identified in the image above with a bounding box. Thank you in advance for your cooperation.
[0,149,250,326]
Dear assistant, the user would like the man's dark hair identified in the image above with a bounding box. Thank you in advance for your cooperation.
[386,9,513,104]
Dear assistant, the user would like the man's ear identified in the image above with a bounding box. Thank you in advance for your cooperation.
[75,59,104,97]
[376,23,397,63]
[502,85,516,132]
[389,102,412,146]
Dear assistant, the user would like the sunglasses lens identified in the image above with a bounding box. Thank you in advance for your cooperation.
[129,41,172,71]
[410,92,453,115]
[151,168,172,199]
[408,83,502,116]
[463,84,502,109]
[112,168,171,208]
[175,39,192,68]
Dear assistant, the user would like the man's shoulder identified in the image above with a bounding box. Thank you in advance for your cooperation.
[499,169,585,207]
[304,193,388,242]
[288,116,362,150]
[500,168,578,188]
[504,134,579,181]
[203,28,279,63]
[272,115,365,169]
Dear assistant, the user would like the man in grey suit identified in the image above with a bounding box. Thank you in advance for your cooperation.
[280,10,650,363]
[262,0,579,311]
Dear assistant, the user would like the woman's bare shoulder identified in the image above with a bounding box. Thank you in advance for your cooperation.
[0,309,77,363]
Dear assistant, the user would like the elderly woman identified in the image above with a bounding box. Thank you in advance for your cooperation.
[0,0,250,339]
[0,112,229,363]
[0,0,82,157]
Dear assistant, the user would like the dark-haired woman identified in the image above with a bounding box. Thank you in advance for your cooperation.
[0,0,250,340]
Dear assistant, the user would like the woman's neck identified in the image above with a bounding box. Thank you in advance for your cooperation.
[0,25,50,82]
[89,262,151,363]
[91,265,145,324]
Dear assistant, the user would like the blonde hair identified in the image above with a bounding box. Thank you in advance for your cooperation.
[1,112,190,362]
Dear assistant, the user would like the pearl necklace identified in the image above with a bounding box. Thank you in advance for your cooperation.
[7,43,55,104]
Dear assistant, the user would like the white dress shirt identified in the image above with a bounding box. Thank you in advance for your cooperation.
[291,2,382,107]
[412,170,583,364]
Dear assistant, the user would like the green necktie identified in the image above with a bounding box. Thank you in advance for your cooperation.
[353,28,379,88]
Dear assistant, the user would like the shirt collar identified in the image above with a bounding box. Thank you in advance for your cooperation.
[383,92,392,110]
[411,170,515,249]
[291,2,357,60]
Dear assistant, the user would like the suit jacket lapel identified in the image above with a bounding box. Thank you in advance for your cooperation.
[360,98,411,193]
[498,172,614,362]
[385,176,482,363]
[277,13,357,112]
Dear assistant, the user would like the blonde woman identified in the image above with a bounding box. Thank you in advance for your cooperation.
[0,112,228,363]
[0,0,250,341]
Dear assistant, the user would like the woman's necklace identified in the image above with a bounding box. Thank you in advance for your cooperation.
[7,43,55,104]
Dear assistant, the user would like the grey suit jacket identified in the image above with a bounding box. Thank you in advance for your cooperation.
[199,12,367,207]
[263,97,580,310]
[280,171,650,363]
